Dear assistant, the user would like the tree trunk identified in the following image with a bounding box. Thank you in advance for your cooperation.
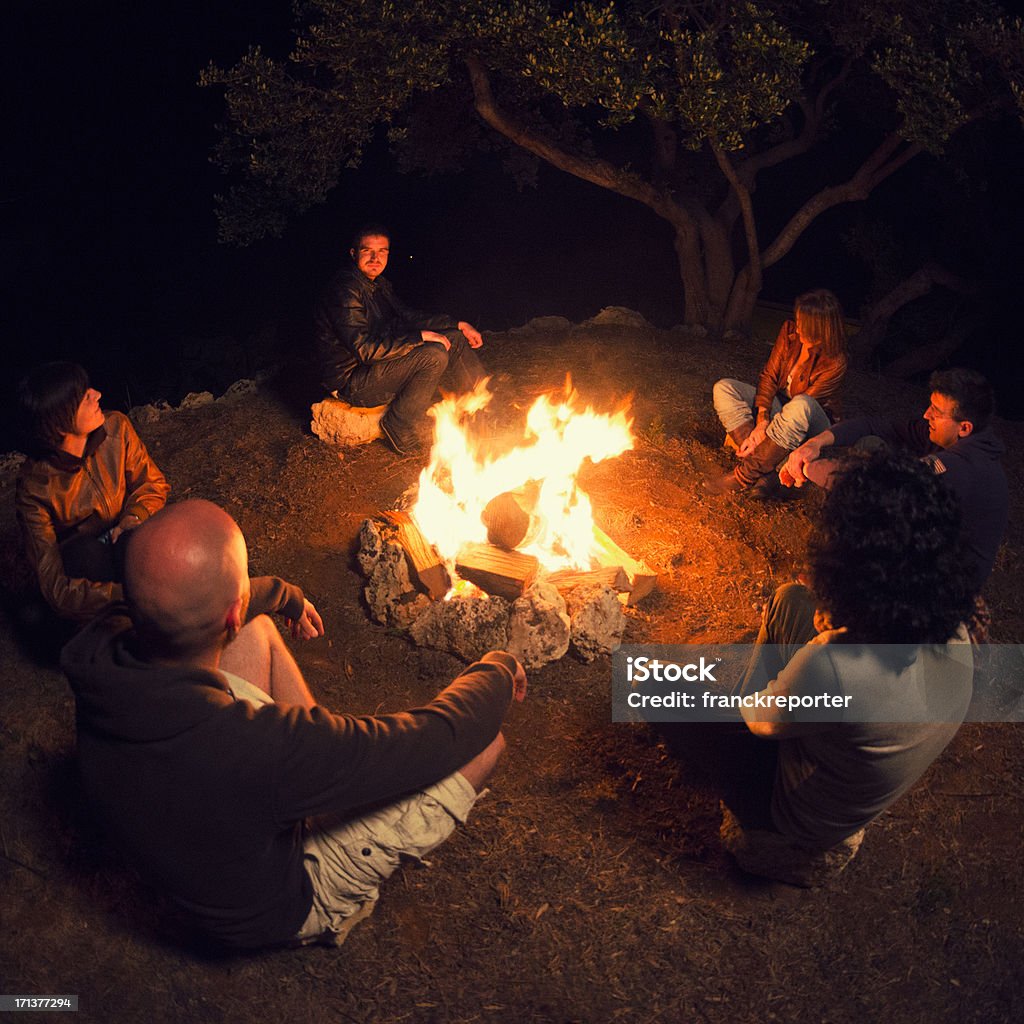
[885,315,981,379]
[723,267,760,334]
[673,222,738,332]
[850,262,980,367]
[673,228,713,327]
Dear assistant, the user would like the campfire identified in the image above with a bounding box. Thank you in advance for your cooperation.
[357,378,656,668]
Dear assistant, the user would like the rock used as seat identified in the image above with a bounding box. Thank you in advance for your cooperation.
[311,397,387,446]
[718,804,864,888]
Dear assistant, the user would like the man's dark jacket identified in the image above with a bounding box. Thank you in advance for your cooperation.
[313,265,457,392]
[61,577,515,948]
[830,415,1008,591]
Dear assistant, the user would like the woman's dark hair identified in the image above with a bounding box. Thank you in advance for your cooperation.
[16,362,90,452]
[929,367,994,432]
[807,450,974,644]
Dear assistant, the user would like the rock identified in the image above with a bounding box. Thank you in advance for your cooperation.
[311,397,387,446]
[718,804,865,888]
[0,452,26,477]
[509,315,573,336]
[670,323,709,339]
[583,307,652,329]
[220,378,258,401]
[566,584,625,661]
[179,391,215,410]
[507,581,570,669]
[356,518,384,576]
[409,592,510,661]
[129,400,172,425]
[364,539,428,628]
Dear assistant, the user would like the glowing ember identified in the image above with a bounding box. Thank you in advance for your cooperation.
[411,377,634,578]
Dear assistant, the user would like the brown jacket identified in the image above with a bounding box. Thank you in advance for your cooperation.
[754,320,846,422]
[16,411,170,620]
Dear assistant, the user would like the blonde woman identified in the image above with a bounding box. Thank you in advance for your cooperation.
[708,289,847,495]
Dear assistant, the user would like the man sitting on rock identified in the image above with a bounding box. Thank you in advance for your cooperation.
[61,499,526,950]
[783,368,1008,594]
[314,224,487,455]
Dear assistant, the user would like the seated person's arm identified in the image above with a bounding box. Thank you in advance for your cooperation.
[16,492,118,620]
[112,416,170,541]
[784,428,837,486]
[248,576,324,639]
[330,279,423,364]
[741,630,847,738]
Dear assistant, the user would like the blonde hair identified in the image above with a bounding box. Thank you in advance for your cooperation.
[794,289,845,358]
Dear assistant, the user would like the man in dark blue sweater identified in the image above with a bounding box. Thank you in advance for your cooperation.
[784,368,1008,592]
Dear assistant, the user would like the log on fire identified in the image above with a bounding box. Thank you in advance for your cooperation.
[546,565,632,598]
[590,524,657,605]
[455,543,539,601]
[481,482,541,550]
[377,510,450,601]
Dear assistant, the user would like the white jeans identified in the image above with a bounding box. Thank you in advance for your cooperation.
[712,378,832,451]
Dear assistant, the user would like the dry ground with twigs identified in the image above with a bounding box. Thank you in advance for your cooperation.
[1,319,1022,1023]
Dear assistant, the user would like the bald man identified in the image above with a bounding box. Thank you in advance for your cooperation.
[61,500,526,950]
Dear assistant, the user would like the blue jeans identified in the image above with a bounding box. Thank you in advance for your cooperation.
[712,378,832,450]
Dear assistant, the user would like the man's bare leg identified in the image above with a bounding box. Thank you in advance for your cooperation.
[457,732,506,792]
[219,615,316,709]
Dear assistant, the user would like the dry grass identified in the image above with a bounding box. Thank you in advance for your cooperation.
[1,323,1022,1023]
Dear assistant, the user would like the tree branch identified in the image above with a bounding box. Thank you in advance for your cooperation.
[710,139,761,295]
[464,56,689,228]
[731,59,852,190]
[851,261,982,365]
[760,133,923,269]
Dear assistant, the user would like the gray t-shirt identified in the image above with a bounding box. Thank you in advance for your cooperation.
[767,641,973,845]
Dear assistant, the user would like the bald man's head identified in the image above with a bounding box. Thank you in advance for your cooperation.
[124,500,250,659]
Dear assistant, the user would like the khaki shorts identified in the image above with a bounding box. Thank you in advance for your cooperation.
[220,670,480,947]
[295,772,479,945]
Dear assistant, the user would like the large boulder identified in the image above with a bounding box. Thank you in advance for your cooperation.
[567,583,625,661]
[311,397,387,446]
[582,307,652,329]
[507,582,570,669]
[409,592,511,662]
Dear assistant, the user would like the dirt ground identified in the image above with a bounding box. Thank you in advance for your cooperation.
[1,321,1022,1024]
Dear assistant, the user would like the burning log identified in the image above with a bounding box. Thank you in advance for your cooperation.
[546,565,632,598]
[455,543,539,600]
[590,524,657,605]
[377,510,450,601]
[481,483,541,550]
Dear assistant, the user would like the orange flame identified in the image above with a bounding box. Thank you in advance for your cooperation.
[411,377,633,576]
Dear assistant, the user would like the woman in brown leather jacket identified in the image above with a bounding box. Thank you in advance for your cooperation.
[15,362,170,620]
[707,289,847,495]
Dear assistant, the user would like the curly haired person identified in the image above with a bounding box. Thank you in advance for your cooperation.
[663,451,975,860]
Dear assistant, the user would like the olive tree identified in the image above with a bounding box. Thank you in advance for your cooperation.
[203,0,1023,332]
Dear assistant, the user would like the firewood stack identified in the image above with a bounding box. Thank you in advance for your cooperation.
[375,490,656,605]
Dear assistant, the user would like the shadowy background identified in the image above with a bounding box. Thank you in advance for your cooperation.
[4,0,1022,435]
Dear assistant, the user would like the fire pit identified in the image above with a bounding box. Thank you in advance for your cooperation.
[356,379,656,668]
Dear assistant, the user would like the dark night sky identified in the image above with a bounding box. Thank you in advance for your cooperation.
[4,1,1023,420]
